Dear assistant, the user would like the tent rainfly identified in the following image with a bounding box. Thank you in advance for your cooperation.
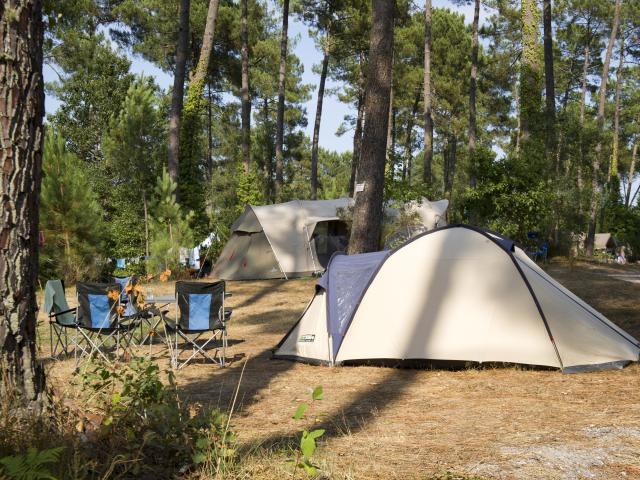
[274,225,640,372]
[210,198,449,280]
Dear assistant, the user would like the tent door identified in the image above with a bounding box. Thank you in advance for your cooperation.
[311,220,349,269]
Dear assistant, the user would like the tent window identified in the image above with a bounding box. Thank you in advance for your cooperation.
[312,221,349,268]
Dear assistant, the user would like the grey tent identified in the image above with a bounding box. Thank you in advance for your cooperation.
[274,225,640,372]
[211,198,450,280]
[211,199,352,280]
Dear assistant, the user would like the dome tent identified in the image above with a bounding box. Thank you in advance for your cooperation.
[273,225,640,372]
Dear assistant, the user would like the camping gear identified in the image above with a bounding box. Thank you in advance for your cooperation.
[164,281,231,369]
[43,279,78,358]
[211,198,449,280]
[75,282,139,364]
[274,225,640,372]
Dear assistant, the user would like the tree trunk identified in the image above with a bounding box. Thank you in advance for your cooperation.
[404,90,420,182]
[468,0,480,188]
[625,143,637,207]
[386,57,394,165]
[274,0,289,199]
[585,0,620,257]
[576,35,590,217]
[444,134,457,198]
[520,0,542,151]
[423,0,433,185]
[143,191,149,257]
[189,0,220,90]
[348,0,394,254]
[0,0,46,405]
[349,92,365,196]
[207,82,213,177]
[610,30,624,181]
[310,37,330,200]
[168,0,190,186]
[543,0,556,166]
[542,0,560,173]
[240,0,251,174]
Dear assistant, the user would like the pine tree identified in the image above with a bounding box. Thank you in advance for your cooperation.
[103,75,165,258]
[40,131,107,283]
[148,169,194,274]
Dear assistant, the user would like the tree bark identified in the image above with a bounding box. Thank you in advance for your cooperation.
[444,134,457,198]
[274,0,290,199]
[625,143,637,207]
[349,92,365,196]
[610,30,624,181]
[423,0,433,185]
[240,0,251,174]
[348,0,394,254]
[468,0,480,188]
[386,55,394,165]
[189,0,220,89]
[585,0,621,257]
[404,90,420,182]
[0,0,46,405]
[576,34,590,217]
[310,37,330,200]
[520,0,542,150]
[168,0,190,185]
[543,0,556,165]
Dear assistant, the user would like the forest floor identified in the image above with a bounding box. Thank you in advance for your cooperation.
[39,259,640,480]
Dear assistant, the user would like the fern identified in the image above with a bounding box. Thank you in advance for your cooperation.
[0,447,64,480]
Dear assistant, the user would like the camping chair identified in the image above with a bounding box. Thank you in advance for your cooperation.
[526,241,548,263]
[165,281,231,369]
[43,279,78,358]
[75,282,139,364]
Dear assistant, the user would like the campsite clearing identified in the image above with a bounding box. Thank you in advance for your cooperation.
[41,260,640,479]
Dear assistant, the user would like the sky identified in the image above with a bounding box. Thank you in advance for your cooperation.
[43,0,489,154]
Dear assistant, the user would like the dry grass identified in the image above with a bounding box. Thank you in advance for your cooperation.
[37,262,640,480]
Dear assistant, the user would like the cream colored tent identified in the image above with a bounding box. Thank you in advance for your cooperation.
[211,198,449,280]
[211,199,352,280]
[274,225,640,372]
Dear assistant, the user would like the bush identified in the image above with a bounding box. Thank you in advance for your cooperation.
[75,359,235,478]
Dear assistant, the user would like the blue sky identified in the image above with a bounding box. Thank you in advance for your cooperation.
[44,0,488,153]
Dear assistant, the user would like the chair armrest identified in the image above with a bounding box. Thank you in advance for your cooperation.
[50,307,77,318]
[224,292,232,298]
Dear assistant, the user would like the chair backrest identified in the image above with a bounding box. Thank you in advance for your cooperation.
[43,280,76,326]
[113,276,138,315]
[175,281,225,331]
[77,282,120,329]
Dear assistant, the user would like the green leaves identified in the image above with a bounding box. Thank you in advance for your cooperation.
[0,447,65,480]
[291,386,325,477]
[311,386,323,401]
[293,402,309,420]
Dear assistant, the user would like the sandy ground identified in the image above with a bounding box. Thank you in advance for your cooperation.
[40,261,640,480]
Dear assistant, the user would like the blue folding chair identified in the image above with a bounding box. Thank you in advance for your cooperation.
[43,279,78,358]
[75,282,139,364]
[165,281,231,369]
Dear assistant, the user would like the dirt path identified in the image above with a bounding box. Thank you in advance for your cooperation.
[41,262,640,479]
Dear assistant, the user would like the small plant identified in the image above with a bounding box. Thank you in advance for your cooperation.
[75,358,235,477]
[0,447,65,480]
[290,385,325,477]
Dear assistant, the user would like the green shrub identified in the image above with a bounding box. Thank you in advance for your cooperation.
[76,359,235,478]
